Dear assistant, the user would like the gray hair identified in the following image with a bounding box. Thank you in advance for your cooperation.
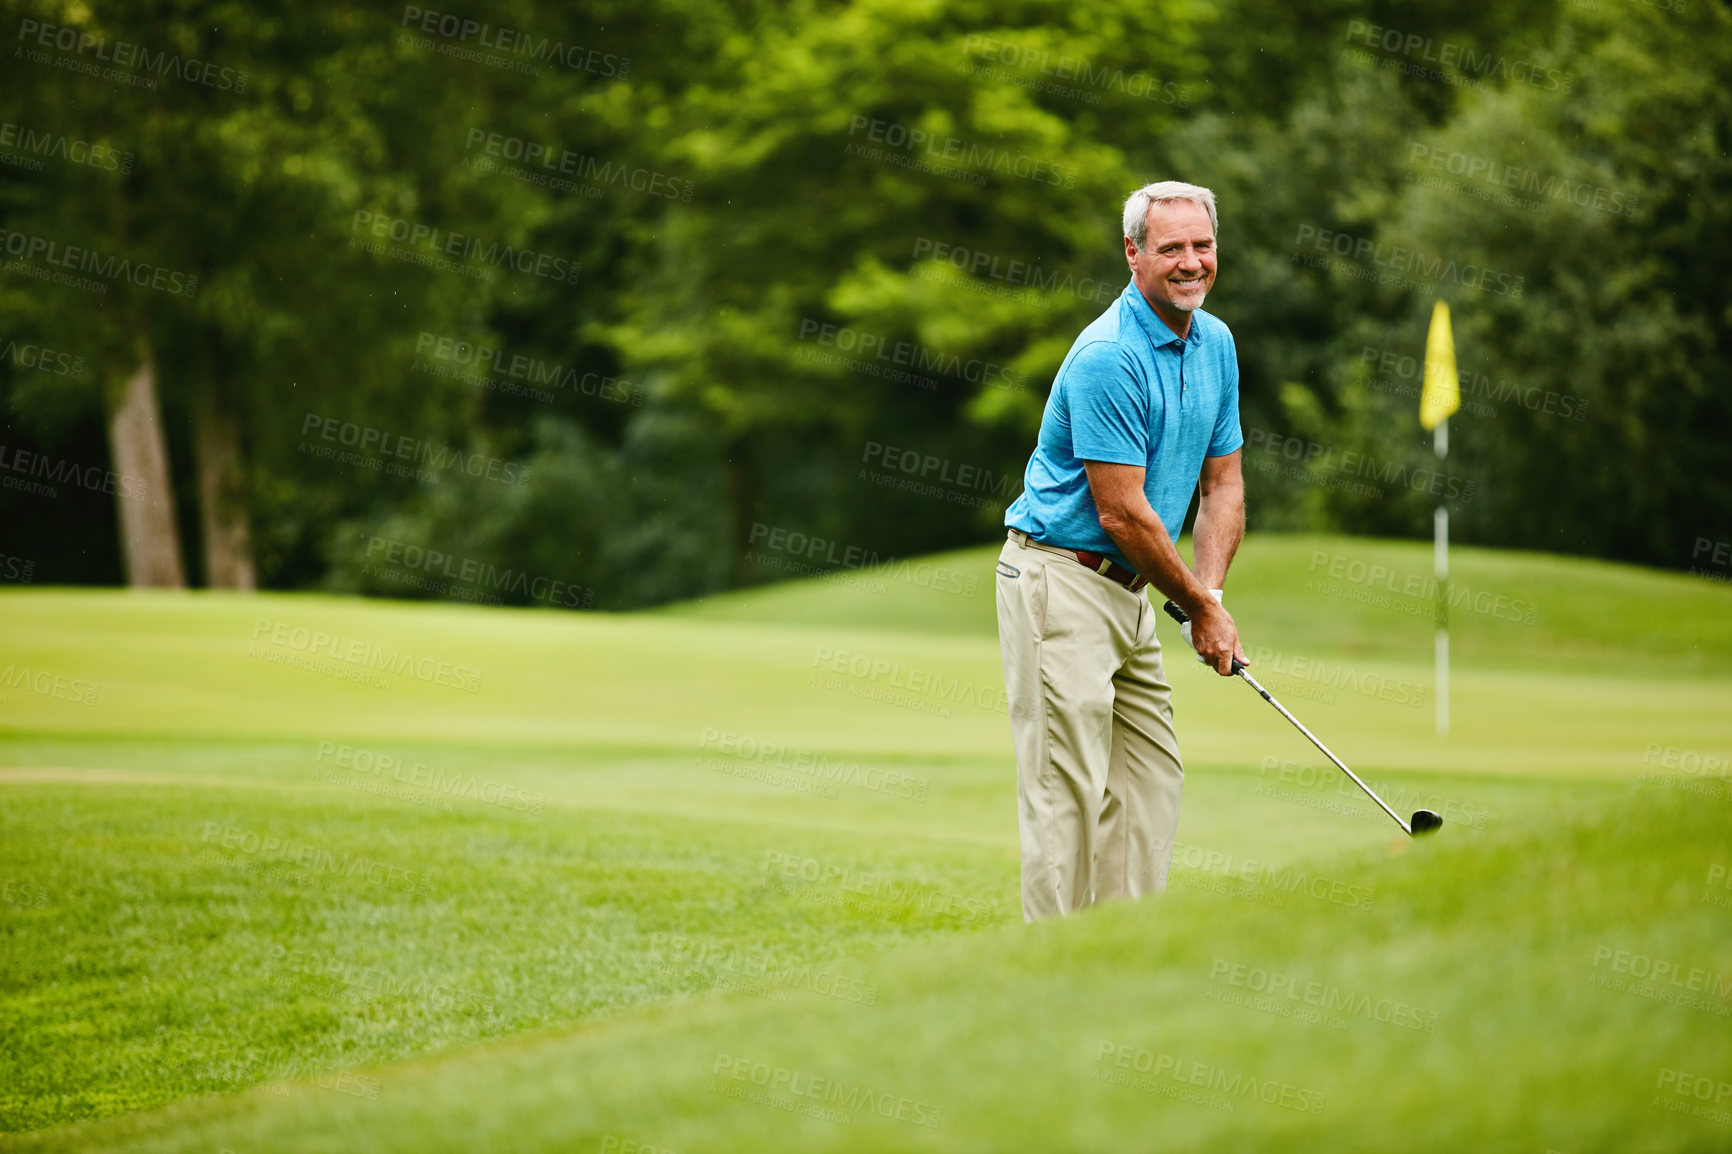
[1123,181,1218,248]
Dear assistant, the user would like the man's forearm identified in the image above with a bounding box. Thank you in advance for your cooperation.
[1101,509,1217,617]
[1191,483,1245,590]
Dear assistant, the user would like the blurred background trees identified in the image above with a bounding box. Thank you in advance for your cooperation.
[2,0,1726,606]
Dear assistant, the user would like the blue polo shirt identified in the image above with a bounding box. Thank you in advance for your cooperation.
[1005,279,1242,571]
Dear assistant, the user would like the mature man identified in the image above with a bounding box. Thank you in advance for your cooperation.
[997,180,1249,923]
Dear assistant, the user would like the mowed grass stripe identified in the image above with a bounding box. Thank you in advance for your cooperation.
[0,781,1013,1132]
[8,786,1727,1153]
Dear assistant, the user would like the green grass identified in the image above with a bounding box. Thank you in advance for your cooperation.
[1,532,1729,1151]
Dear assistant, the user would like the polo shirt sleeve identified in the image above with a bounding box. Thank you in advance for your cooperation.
[1065,341,1150,466]
[1207,331,1244,457]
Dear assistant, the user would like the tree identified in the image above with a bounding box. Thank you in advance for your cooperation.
[0,0,544,587]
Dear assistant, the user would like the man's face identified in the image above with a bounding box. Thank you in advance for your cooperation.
[1125,200,1216,315]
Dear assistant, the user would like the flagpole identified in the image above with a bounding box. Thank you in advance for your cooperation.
[1434,416,1448,738]
[1419,299,1457,741]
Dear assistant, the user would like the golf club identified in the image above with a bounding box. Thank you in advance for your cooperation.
[1161,600,1443,837]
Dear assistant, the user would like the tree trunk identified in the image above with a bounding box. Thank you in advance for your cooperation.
[106,337,186,588]
[192,373,256,590]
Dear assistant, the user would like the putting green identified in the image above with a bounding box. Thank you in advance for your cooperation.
[2,533,1728,1150]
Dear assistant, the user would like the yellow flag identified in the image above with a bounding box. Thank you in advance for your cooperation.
[1419,300,1459,430]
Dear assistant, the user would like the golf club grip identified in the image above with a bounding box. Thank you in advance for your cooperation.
[1161,600,1245,675]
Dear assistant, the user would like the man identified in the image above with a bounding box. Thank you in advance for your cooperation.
[997,180,1249,923]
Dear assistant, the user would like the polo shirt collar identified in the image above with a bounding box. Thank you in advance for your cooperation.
[1122,277,1204,350]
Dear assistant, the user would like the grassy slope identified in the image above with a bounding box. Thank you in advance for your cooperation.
[11,786,1727,1154]
[663,534,1732,677]
[0,783,1009,1131]
[1,533,1729,1149]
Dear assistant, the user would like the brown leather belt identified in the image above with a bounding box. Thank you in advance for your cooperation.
[1009,530,1149,593]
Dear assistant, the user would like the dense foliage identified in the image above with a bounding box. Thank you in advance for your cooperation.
[2,0,1726,604]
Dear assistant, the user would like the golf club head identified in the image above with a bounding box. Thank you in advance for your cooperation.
[1409,809,1444,836]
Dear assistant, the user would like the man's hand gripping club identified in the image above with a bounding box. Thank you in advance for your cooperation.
[1082,457,1249,676]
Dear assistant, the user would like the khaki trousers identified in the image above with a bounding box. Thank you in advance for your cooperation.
[996,530,1184,922]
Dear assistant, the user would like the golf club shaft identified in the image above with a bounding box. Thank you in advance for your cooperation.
[1161,600,1413,835]
[1232,665,1411,834]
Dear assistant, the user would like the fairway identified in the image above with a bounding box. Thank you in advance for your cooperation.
[3,533,1730,1152]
